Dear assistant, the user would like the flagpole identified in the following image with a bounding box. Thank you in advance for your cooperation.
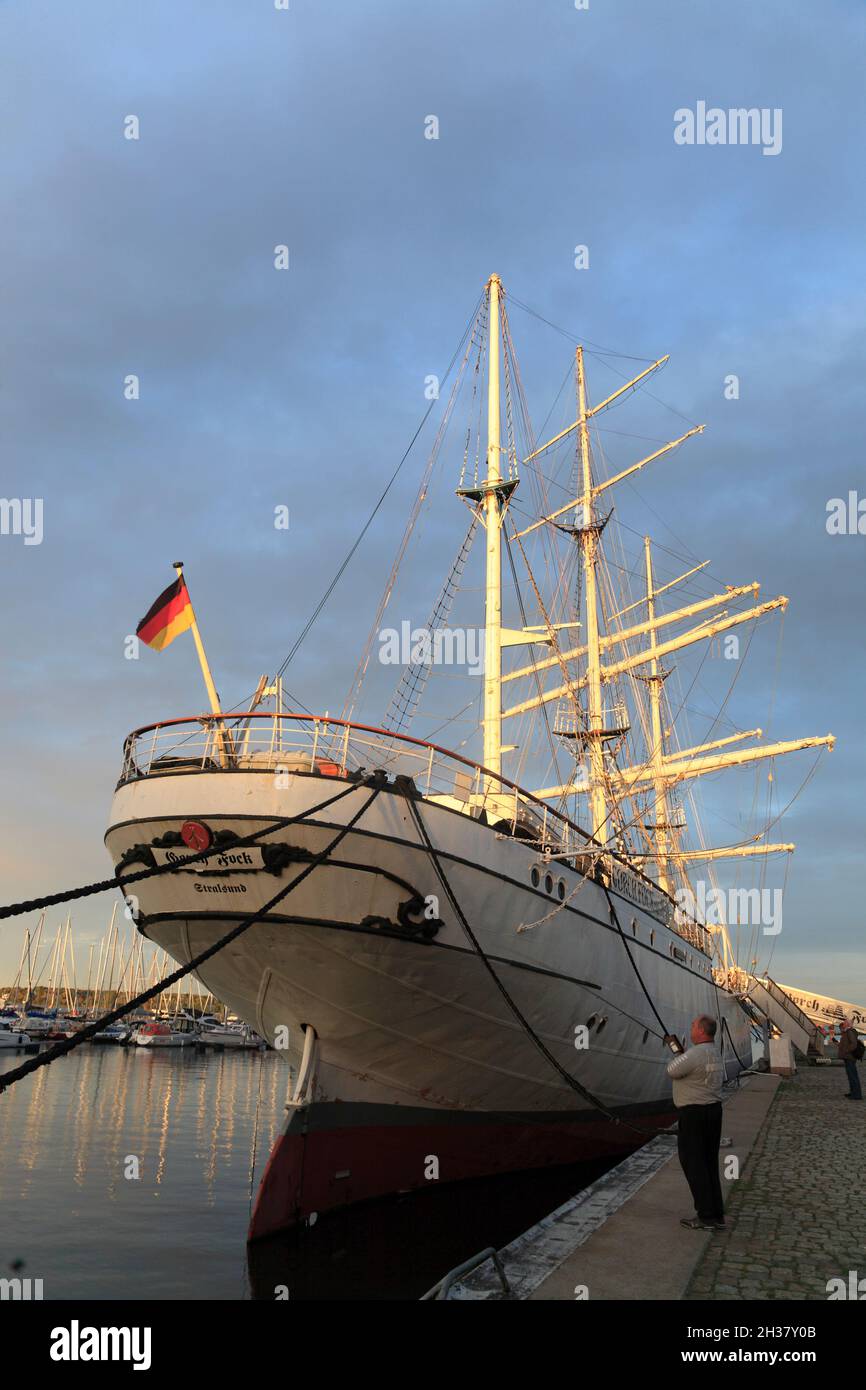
[173,562,223,716]
[173,561,231,766]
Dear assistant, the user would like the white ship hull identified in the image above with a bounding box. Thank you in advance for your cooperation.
[106,759,752,1236]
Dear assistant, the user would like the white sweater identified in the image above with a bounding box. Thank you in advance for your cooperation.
[666,1041,724,1107]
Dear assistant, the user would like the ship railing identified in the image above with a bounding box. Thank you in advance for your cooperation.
[672,916,715,957]
[118,713,710,945]
[118,712,601,856]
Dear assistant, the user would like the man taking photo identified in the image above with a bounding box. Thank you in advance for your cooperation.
[664,1014,726,1232]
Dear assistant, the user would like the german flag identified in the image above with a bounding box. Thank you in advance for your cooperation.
[136,576,194,651]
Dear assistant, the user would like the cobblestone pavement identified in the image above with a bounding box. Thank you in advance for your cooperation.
[685,1065,866,1300]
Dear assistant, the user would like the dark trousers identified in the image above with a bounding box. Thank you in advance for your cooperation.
[676,1101,724,1221]
[844,1058,862,1099]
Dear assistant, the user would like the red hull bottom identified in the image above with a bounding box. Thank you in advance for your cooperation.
[248,1099,676,1241]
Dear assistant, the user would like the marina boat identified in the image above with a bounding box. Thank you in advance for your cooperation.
[16,1009,56,1037]
[90,1023,131,1044]
[131,1019,197,1048]
[105,276,833,1238]
[197,1021,264,1050]
[0,1026,34,1050]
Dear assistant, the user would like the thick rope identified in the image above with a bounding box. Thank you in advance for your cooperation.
[721,1015,752,1072]
[0,781,382,1093]
[601,887,672,1038]
[401,788,673,1138]
[0,778,366,923]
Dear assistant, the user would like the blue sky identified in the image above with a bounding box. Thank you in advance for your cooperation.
[0,0,863,1000]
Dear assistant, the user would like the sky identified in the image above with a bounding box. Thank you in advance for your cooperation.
[0,0,863,1001]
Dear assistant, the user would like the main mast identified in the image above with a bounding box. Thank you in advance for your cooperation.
[482,274,503,784]
[643,536,672,890]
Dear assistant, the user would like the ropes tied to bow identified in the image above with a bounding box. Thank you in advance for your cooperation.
[0,779,383,1094]
[0,779,368,924]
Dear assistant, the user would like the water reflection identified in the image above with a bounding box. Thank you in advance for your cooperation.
[0,1046,288,1300]
[1,1047,614,1300]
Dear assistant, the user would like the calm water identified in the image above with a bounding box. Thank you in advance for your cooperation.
[0,1045,615,1300]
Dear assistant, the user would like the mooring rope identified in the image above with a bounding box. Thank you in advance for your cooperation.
[399,783,675,1139]
[0,777,368,923]
[0,780,383,1093]
[721,1015,752,1072]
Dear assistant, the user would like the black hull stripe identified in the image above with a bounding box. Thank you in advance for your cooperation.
[139,910,606,991]
[287,1096,677,1134]
[108,811,722,991]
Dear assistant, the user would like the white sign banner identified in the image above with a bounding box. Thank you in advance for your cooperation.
[152,846,266,874]
[777,983,866,1030]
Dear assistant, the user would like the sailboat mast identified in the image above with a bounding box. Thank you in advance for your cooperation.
[644,536,671,891]
[576,346,608,842]
[482,274,503,785]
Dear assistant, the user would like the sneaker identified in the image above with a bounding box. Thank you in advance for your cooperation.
[705,1220,727,1231]
[680,1217,713,1230]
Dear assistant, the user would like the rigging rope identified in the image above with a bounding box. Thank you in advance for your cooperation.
[382,515,479,735]
[277,292,484,694]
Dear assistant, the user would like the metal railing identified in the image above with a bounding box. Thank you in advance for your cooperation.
[420,1247,511,1300]
[553,701,630,739]
[117,711,716,955]
[118,711,592,851]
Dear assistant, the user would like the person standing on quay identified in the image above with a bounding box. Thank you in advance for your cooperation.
[664,1015,726,1231]
[837,1018,862,1101]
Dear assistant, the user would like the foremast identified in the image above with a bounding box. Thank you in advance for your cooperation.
[467,274,551,801]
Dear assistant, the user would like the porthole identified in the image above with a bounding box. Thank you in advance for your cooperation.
[586,1013,598,1030]
[544,873,554,896]
[631,917,638,936]
[530,866,540,889]
[650,930,655,946]
[596,1016,608,1035]
[557,880,566,902]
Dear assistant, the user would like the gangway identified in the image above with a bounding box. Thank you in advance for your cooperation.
[740,974,827,1058]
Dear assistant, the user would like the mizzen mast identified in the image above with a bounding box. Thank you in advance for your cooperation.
[576,344,610,843]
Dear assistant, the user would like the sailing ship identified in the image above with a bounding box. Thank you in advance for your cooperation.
[104,275,833,1239]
